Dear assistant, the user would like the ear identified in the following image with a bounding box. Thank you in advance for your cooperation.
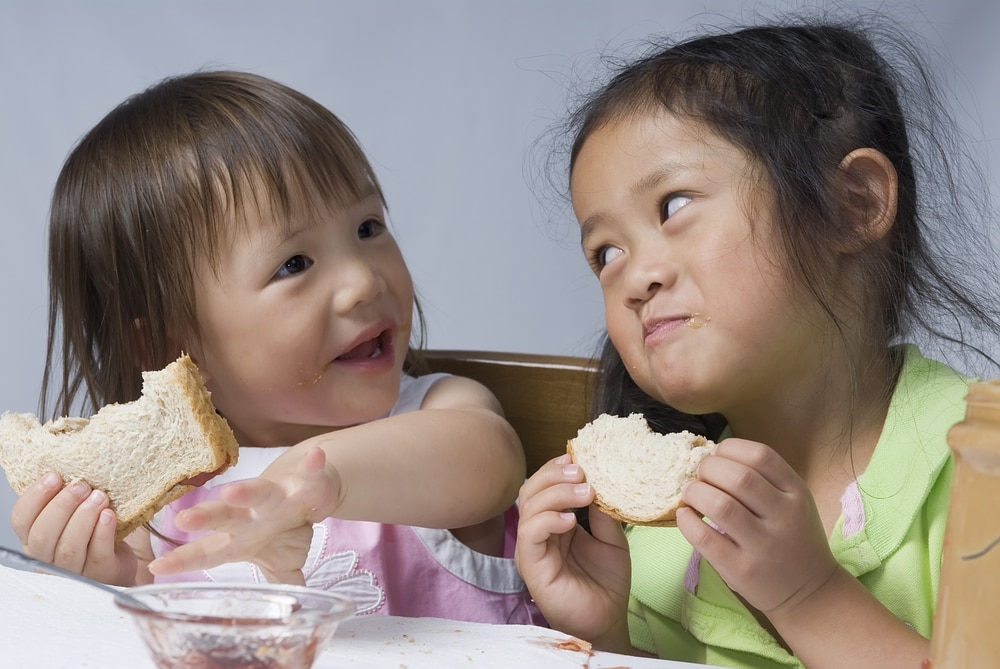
[836,148,898,252]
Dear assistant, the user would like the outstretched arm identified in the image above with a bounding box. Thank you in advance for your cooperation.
[294,374,525,527]
[679,438,929,669]
[149,375,524,578]
[515,454,634,654]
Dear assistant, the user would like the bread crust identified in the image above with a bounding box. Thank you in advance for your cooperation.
[0,354,239,545]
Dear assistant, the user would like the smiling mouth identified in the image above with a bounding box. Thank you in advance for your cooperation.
[337,329,390,361]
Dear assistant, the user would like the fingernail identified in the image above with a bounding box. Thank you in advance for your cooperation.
[69,481,91,500]
[99,508,116,525]
[40,472,62,490]
[554,453,571,464]
[562,464,581,478]
[573,483,591,497]
[85,489,107,506]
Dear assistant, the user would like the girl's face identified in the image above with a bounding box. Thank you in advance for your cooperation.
[572,111,825,418]
[186,190,414,447]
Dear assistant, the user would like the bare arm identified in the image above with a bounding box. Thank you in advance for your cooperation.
[149,374,525,579]
[765,565,929,669]
[303,374,525,527]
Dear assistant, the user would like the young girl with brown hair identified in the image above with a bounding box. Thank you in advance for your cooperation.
[516,14,1000,667]
[12,70,541,625]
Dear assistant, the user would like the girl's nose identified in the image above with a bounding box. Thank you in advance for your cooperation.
[622,246,677,310]
[332,255,387,313]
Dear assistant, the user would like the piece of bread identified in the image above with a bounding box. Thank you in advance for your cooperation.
[567,412,713,526]
[0,354,239,544]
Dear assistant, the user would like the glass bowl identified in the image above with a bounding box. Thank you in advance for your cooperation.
[114,582,355,669]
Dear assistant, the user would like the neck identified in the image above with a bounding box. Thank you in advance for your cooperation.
[724,346,899,485]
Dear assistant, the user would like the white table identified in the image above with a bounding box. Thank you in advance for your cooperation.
[0,564,720,668]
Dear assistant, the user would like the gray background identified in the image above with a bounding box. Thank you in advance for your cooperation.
[2,0,997,550]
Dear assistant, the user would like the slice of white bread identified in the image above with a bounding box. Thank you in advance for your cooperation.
[0,354,239,545]
[567,413,713,526]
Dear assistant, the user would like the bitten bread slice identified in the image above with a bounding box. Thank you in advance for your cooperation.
[0,354,239,544]
[568,413,713,526]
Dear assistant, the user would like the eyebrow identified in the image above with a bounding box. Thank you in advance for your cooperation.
[269,186,383,246]
[577,163,684,246]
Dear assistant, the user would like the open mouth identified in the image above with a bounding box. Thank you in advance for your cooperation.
[336,329,390,361]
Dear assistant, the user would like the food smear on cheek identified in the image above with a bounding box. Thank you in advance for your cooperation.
[686,313,712,329]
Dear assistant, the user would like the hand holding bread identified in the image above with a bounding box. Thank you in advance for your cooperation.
[513,412,709,649]
[567,413,713,526]
[0,354,239,545]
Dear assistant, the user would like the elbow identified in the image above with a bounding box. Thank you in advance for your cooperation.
[476,409,527,506]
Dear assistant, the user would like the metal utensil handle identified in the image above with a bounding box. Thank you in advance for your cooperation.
[0,544,151,610]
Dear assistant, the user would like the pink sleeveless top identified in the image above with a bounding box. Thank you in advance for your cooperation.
[150,373,544,626]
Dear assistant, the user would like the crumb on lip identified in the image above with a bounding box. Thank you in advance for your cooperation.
[686,313,711,329]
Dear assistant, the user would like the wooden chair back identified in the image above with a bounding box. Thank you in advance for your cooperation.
[421,349,598,476]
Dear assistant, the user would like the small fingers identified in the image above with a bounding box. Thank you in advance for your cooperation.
[516,463,593,566]
[676,505,737,561]
[53,488,112,572]
[148,531,242,576]
[681,473,760,544]
[79,508,121,582]
[694,449,782,522]
[514,505,578,577]
[585,505,629,550]
[709,439,797,491]
[298,445,327,475]
[171,497,255,533]
[217,479,281,511]
[10,473,64,546]
[23,480,97,565]
[517,458,589,515]
[517,454,574,498]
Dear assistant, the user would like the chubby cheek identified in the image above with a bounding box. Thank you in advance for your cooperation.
[605,310,678,406]
[605,311,645,375]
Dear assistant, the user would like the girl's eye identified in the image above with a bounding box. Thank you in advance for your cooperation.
[275,254,313,279]
[662,194,692,219]
[358,218,382,239]
[592,245,624,271]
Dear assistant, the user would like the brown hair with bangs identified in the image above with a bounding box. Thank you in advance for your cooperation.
[43,70,423,419]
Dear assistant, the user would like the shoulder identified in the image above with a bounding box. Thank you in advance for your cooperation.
[889,344,972,422]
[854,345,965,558]
[874,345,968,466]
[392,372,449,412]
[395,372,504,414]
